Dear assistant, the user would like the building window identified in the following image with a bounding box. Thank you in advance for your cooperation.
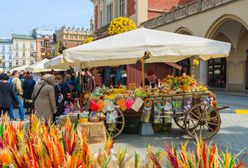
[30,52,34,57]
[9,55,12,60]
[15,43,18,49]
[44,40,48,46]
[15,52,18,57]
[119,0,125,16]
[98,0,103,27]
[30,60,34,65]
[22,43,25,49]
[16,60,19,66]
[70,35,73,39]
[99,10,103,27]
[9,62,12,68]
[23,60,26,65]
[23,52,25,57]
[2,46,5,52]
[30,43,34,50]
[107,2,113,24]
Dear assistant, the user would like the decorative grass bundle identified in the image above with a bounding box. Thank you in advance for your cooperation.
[0,114,246,168]
[160,139,246,168]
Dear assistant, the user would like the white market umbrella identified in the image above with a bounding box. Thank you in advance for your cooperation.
[25,58,54,73]
[44,55,74,69]
[11,64,30,72]
[63,28,231,67]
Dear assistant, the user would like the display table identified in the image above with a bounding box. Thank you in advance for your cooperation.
[78,122,107,144]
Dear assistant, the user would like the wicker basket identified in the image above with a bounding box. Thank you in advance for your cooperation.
[80,118,88,123]
[89,112,100,122]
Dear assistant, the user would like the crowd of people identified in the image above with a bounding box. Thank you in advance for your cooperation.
[0,67,96,122]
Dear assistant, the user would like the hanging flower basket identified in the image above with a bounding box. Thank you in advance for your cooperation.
[108,17,137,35]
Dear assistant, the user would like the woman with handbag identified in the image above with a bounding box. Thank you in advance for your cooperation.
[23,72,36,114]
[0,73,19,118]
[32,74,56,123]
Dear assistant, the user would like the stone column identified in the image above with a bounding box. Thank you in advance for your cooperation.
[136,0,148,26]
[191,58,208,85]
[199,60,208,85]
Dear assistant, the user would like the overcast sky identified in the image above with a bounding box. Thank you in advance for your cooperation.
[0,0,93,38]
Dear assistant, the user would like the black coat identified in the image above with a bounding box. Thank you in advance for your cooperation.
[23,79,36,99]
[0,81,19,108]
[54,83,62,106]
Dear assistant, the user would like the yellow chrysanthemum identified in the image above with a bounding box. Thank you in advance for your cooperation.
[84,36,94,44]
[193,58,200,66]
[108,17,137,35]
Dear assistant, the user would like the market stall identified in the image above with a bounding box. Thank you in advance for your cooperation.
[44,55,75,69]
[56,28,231,140]
[26,58,62,73]
[63,28,230,66]
[10,64,30,72]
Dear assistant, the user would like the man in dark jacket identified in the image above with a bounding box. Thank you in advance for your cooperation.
[0,73,19,117]
[54,75,65,118]
[54,75,63,106]
[61,74,71,100]
[23,72,36,114]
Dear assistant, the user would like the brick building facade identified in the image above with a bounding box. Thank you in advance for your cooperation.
[90,0,193,85]
[91,0,193,37]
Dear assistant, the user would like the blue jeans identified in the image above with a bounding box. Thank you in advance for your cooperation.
[10,95,25,121]
[9,104,15,121]
[17,95,25,120]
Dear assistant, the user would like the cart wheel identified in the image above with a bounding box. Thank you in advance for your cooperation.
[173,113,186,129]
[105,108,125,138]
[184,103,221,140]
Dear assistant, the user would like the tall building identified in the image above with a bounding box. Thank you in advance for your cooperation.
[91,0,193,37]
[55,26,93,50]
[12,34,36,67]
[142,0,248,91]
[32,29,54,60]
[0,38,13,69]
